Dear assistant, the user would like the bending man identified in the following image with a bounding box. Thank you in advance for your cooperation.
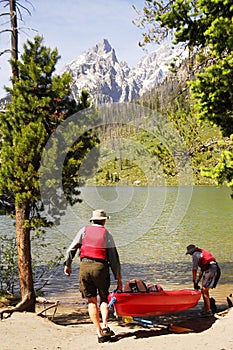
[186,244,221,317]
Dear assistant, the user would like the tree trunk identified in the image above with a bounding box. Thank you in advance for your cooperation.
[9,0,19,78]
[15,203,36,312]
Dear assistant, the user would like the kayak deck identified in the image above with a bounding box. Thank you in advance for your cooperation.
[108,289,201,317]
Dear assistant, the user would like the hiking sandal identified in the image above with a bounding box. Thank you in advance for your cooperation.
[102,327,115,336]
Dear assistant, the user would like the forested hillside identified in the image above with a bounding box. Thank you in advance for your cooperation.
[88,57,230,186]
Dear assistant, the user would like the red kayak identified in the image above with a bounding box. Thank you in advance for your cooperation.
[108,289,201,317]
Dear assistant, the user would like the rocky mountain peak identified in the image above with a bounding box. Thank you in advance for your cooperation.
[96,38,113,54]
[62,39,187,105]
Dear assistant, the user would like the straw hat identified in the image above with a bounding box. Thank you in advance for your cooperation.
[186,244,197,255]
[90,209,109,221]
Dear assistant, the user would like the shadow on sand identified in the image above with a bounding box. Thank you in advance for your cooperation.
[41,300,231,342]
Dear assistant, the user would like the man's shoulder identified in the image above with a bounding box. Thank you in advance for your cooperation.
[194,250,202,255]
[193,251,202,258]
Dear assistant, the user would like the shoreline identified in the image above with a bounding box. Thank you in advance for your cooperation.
[1,286,233,349]
[1,304,233,350]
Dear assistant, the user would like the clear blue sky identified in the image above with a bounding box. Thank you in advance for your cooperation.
[0,0,154,98]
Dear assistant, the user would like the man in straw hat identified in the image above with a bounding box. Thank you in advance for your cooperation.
[64,209,122,343]
[186,244,221,317]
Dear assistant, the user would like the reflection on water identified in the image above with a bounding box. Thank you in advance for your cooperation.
[1,186,233,303]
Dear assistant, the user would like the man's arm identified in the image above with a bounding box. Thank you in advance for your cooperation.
[192,252,202,289]
[106,232,122,290]
[63,227,84,275]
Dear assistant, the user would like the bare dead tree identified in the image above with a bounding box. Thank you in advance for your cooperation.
[9,0,18,77]
[0,0,33,80]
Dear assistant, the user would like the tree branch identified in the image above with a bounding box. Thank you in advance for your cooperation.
[0,0,10,6]
[0,28,12,33]
[37,300,60,320]
[189,139,231,156]
[0,48,11,56]
[0,12,10,16]
[16,0,33,18]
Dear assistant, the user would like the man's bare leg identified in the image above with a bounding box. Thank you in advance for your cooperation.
[88,297,103,337]
[100,301,109,328]
[202,286,211,311]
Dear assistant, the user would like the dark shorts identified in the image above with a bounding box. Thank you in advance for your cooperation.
[79,261,110,301]
[202,263,221,288]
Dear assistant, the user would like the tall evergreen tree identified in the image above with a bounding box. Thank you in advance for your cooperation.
[0,36,99,314]
[134,0,233,188]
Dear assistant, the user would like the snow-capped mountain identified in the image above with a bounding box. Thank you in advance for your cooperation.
[62,39,187,105]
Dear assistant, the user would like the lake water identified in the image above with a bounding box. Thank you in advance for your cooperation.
[1,186,233,304]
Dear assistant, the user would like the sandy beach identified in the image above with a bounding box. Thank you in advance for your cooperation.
[1,293,233,350]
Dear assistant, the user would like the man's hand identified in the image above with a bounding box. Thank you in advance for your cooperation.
[117,278,123,291]
[64,266,72,276]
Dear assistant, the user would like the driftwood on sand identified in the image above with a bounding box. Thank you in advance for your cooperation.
[0,296,59,320]
[36,300,60,319]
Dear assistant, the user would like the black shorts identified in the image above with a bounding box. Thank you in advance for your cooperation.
[79,260,110,301]
[202,263,221,288]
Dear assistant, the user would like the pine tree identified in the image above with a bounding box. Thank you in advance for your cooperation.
[0,36,99,314]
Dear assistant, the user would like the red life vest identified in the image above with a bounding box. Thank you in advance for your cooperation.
[80,225,108,261]
[197,248,216,270]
